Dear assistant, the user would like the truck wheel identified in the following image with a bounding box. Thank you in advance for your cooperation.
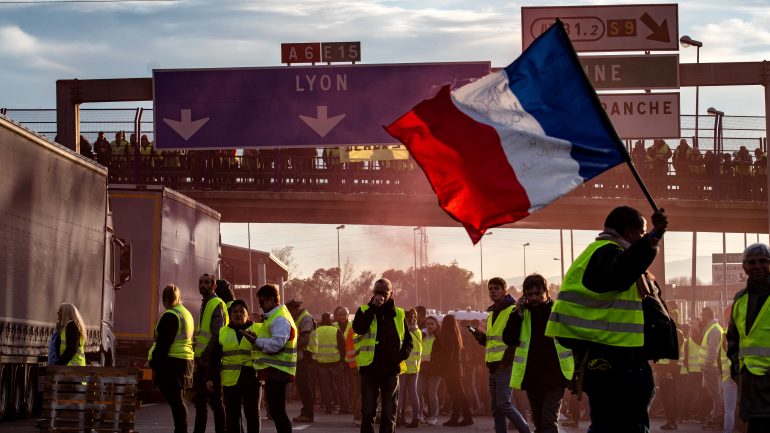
[23,365,36,417]
[0,366,8,420]
[12,366,24,418]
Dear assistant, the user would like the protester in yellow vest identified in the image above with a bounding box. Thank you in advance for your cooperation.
[469,277,530,433]
[193,273,227,433]
[313,312,350,415]
[55,303,86,367]
[503,274,574,433]
[334,306,358,422]
[287,299,316,423]
[352,278,413,433]
[546,206,671,433]
[207,300,261,433]
[727,243,770,432]
[397,308,422,429]
[253,284,297,433]
[699,306,725,429]
[148,285,194,433]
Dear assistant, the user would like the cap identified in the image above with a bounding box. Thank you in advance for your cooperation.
[743,243,770,262]
[216,279,231,289]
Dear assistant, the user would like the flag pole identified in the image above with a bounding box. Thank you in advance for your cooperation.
[555,19,660,213]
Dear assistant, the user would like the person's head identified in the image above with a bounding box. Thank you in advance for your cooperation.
[488,277,507,303]
[405,308,417,327]
[372,278,393,306]
[57,303,86,337]
[334,306,349,323]
[320,312,333,326]
[604,206,646,243]
[522,274,549,306]
[215,279,234,303]
[115,131,124,141]
[141,134,151,146]
[97,131,105,139]
[425,316,440,336]
[439,314,462,350]
[701,306,715,323]
[257,284,280,313]
[229,300,249,325]
[679,138,688,146]
[198,273,215,296]
[742,243,770,282]
[415,306,427,321]
[162,284,182,309]
[286,299,303,316]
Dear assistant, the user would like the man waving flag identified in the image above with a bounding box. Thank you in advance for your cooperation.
[386,20,630,244]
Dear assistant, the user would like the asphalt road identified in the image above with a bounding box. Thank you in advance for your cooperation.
[0,400,731,432]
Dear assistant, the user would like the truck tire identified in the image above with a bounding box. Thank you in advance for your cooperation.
[0,365,12,420]
[23,365,36,417]
[12,366,24,418]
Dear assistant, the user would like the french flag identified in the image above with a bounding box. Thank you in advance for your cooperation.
[386,21,626,244]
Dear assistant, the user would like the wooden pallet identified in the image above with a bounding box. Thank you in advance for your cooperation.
[39,366,139,433]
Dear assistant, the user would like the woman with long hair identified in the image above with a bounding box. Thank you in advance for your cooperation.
[436,314,473,426]
[55,303,87,366]
[417,316,442,425]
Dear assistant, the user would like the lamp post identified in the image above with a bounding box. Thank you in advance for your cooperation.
[480,232,493,311]
[708,107,725,198]
[413,227,420,306]
[553,257,564,283]
[336,224,345,304]
[680,35,703,149]
[523,242,530,277]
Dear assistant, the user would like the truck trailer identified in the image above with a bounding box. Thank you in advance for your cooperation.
[0,115,130,419]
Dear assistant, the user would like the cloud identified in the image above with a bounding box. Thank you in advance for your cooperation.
[0,25,111,73]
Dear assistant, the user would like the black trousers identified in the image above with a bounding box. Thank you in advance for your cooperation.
[158,381,188,433]
[265,380,292,433]
[193,368,225,433]
[526,386,564,433]
[222,368,261,433]
[361,373,399,433]
[443,373,471,420]
[296,356,315,418]
[658,373,679,424]
[583,358,655,433]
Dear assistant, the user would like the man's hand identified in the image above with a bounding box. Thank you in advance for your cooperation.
[515,295,526,317]
[206,380,214,392]
[240,329,257,344]
[370,294,385,307]
[651,208,668,238]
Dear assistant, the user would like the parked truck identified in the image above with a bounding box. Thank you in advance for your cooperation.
[0,115,130,419]
[108,185,221,388]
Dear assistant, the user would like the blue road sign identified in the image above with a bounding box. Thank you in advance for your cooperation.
[153,62,490,149]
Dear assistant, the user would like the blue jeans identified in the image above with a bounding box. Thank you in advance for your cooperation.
[489,366,531,433]
[723,379,737,433]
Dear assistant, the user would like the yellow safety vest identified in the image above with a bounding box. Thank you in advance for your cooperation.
[720,332,731,382]
[218,323,260,386]
[297,310,318,354]
[421,335,435,362]
[335,322,356,364]
[354,304,406,373]
[149,304,194,361]
[511,309,574,389]
[404,328,422,374]
[732,290,770,375]
[313,325,341,363]
[485,305,515,363]
[546,240,644,347]
[195,296,229,358]
[687,338,703,373]
[254,305,297,376]
[700,321,725,368]
[59,320,86,366]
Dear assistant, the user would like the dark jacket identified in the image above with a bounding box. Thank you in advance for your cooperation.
[727,275,770,419]
[433,332,463,378]
[197,292,225,366]
[502,300,568,390]
[149,310,194,389]
[54,321,80,366]
[473,294,517,372]
[352,298,413,377]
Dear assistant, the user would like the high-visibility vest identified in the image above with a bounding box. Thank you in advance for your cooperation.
[421,335,435,362]
[254,305,297,375]
[546,240,644,347]
[195,296,229,358]
[732,291,770,375]
[149,304,194,361]
[485,305,515,363]
[218,323,261,386]
[687,338,704,373]
[720,332,731,382]
[511,309,574,389]
[700,321,725,368]
[313,325,341,363]
[336,322,357,365]
[354,304,406,373]
[404,328,422,374]
[59,320,86,366]
[297,310,318,354]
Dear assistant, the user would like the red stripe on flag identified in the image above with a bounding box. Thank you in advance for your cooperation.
[386,85,531,243]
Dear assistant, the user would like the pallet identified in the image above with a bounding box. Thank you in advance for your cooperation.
[39,366,139,433]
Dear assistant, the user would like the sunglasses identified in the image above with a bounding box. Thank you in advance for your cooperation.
[373,290,390,296]
[745,258,770,265]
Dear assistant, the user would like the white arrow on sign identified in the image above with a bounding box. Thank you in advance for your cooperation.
[299,106,345,138]
[163,109,210,141]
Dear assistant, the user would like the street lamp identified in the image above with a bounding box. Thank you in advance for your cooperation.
[707,107,724,153]
[680,35,703,148]
[553,258,564,283]
[522,242,530,277]
[336,224,345,303]
[413,227,421,306]
[480,232,493,311]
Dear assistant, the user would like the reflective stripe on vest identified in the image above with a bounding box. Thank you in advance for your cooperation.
[485,305,514,363]
[510,309,574,389]
[354,304,405,372]
[700,321,725,368]
[149,305,194,361]
[313,325,341,363]
[545,240,644,347]
[60,320,86,366]
[405,328,422,374]
[195,296,228,358]
[421,335,435,362]
[733,291,770,375]
[219,323,260,386]
[254,305,298,376]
